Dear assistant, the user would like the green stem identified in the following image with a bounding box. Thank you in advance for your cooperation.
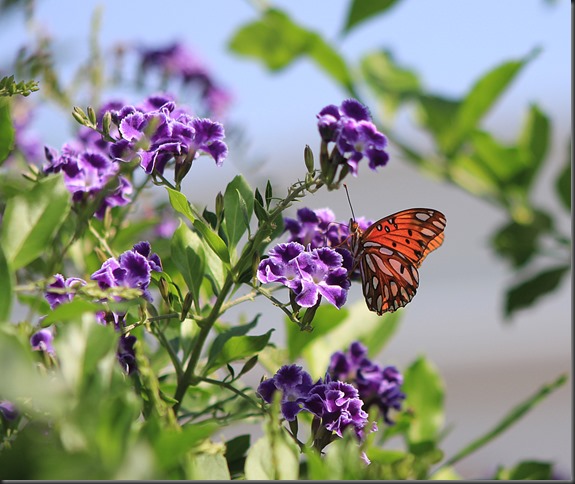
[172,276,234,413]
[197,376,263,411]
[440,373,567,470]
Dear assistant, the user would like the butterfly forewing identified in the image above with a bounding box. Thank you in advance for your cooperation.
[351,208,446,315]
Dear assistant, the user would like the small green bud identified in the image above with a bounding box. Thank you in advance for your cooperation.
[87,106,97,127]
[304,144,315,173]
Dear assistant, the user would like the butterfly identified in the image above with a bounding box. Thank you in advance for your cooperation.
[348,208,446,315]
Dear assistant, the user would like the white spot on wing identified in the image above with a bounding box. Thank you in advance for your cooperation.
[379,247,393,256]
[372,276,379,290]
[421,228,435,237]
[390,281,399,296]
[416,212,431,221]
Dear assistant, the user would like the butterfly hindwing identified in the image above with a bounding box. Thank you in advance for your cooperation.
[351,208,446,315]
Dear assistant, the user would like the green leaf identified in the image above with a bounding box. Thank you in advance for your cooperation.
[307,33,354,92]
[494,460,553,480]
[225,434,251,479]
[0,98,15,164]
[170,222,205,310]
[165,186,196,222]
[1,175,71,269]
[416,95,461,145]
[505,265,569,318]
[555,141,571,211]
[0,244,13,321]
[188,451,231,480]
[205,329,273,373]
[516,104,550,190]
[342,0,401,34]
[442,374,567,469]
[153,423,220,471]
[403,356,444,444]
[296,299,402,378]
[42,299,106,326]
[229,9,353,92]
[223,175,254,250]
[491,210,553,268]
[206,317,259,370]
[361,50,421,116]
[193,218,230,265]
[244,431,299,480]
[442,50,538,155]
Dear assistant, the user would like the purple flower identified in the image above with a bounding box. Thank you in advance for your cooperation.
[328,341,405,424]
[43,143,132,219]
[257,364,315,421]
[44,274,86,310]
[30,328,55,355]
[91,241,162,302]
[0,400,18,421]
[4,100,42,165]
[138,42,232,117]
[111,97,228,177]
[304,380,369,438]
[257,242,350,309]
[317,99,389,176]
[117,334,137,375]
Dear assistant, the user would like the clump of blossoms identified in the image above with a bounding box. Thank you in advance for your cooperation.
[256,364,370,455]
[32,242,161,374]
[284,206,373,279]
[137,41,232,118]
[109,93,228,187]
[328,341,405,425]
[316,99,389,188]
[257,242,350,317]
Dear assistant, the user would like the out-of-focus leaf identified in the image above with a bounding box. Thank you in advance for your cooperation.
[505,265,569,318]
[491,210,553,268]
[223,175,254,250]
[0,244,13,321]
[441,51,538,155]
[229,9,353,92]
[470,131,524,187]
[443,374,566,469]
[188,451,231,480]
[342,0,401,35]
[1,175,71,269]
[296,299,402,378]
[361,50,421,116]
[170,222,205,310]
[244,412,299,480]
[494,460,553,480]
[0,98,15,164]
[403,356,444,444]
[516,104,550,190]
[42,299,106,326]
[430,466,463,480]
[555,141,571,211]
[417,95,461,144]
[153,423,220,471]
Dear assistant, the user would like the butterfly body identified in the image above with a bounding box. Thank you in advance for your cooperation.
[349,208,446,315]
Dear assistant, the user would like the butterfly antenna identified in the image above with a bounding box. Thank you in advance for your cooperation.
[343,183,356,221]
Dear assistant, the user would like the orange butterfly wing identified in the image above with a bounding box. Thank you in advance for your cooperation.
[350,208,446,315]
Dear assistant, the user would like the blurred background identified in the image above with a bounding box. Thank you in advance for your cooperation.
[1,0,571,478]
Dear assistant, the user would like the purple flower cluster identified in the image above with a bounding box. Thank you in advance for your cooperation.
[91,241,162,303]
[257,364,368,440]
[4,99,42,165]
[257,242,350,309]
[0,400,18,422]
[328,341,405,424]
[284,207,373,279]
[33,242,161,374]
[317,99,390,176]
[110,94,227,177]
[138,42,232,117]
[43,142,132,219]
